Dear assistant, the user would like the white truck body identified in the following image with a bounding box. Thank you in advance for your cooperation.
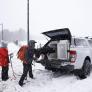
[47,38,92,69]
[70,38,92,69]
[38,28,92,77]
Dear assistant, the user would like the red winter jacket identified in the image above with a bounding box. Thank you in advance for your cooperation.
[0,48,9,67]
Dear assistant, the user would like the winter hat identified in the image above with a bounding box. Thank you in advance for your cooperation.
[0,41,7,48]
[28,40,36,46]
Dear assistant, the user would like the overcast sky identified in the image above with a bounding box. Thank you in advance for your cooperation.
[0,0,92,39]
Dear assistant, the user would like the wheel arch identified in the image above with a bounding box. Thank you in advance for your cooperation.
[84,56,91,63]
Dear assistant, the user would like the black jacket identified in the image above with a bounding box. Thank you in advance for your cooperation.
[25,47,37,64]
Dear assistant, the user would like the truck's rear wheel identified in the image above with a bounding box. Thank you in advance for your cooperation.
[79,59,91,79]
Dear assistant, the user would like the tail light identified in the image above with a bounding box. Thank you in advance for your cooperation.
[69,50,77,63]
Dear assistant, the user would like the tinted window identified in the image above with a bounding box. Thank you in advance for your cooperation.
[88,40,92,46]
[75,39,87,46]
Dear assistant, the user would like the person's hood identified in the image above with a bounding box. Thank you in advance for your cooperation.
[0,41,7,48]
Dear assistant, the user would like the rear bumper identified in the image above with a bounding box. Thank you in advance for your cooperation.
[37,59,74,72]
[60,65,74,72]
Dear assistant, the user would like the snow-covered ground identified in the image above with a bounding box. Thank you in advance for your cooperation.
[0,43,92,92]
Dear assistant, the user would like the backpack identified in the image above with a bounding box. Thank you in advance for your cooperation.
[17,45,28,62]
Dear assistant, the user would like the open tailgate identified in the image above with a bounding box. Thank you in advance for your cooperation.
[42,28,71,43]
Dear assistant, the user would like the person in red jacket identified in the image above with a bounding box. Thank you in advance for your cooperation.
[0,41,9,81]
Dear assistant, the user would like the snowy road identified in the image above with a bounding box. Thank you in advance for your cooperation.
[0,62,92,92]
[0,43,92,92]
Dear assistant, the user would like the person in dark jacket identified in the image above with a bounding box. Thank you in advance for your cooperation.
[19,40,37,86]
[0,41,9,81]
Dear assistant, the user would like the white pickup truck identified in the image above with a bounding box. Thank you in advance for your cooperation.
[37,28,92,79]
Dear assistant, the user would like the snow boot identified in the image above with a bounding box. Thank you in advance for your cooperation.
[29,74,33,79]
[19,81,24,86]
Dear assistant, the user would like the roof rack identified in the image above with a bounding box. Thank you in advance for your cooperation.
[85,36,92,39]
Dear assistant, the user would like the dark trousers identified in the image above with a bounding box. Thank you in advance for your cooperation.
[19,63,33,85]
[2,66,9,81]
